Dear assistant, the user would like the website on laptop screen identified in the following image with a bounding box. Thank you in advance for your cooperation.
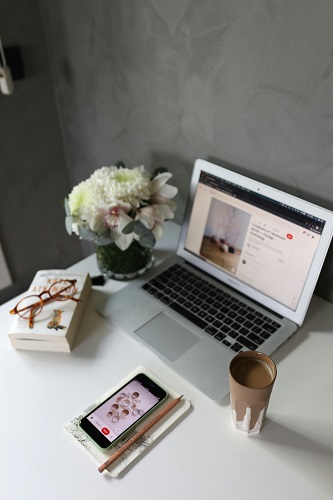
[184,171,325,311]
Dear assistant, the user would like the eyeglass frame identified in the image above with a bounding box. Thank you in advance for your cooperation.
[10,279,80,329]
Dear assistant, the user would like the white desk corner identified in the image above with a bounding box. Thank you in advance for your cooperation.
[1,221,333,500]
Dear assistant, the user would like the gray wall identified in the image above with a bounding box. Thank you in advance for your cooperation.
[40,0,333,301]
[0,0,83,304]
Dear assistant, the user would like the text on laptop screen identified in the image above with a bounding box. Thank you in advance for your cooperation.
[184,171,325,311]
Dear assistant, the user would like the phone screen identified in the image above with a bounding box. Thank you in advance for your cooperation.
[79,373,168,449]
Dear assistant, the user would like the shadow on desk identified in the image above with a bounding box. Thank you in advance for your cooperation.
[257,418,333,493]
[270,294,333,366]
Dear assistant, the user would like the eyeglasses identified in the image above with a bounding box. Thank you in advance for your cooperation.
[10,279,80,329]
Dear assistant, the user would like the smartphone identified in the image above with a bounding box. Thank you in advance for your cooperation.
[79,373,168,449]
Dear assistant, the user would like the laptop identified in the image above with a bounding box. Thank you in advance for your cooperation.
[98,159,333,401]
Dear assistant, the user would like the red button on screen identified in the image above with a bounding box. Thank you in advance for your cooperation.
[102,427,110,435]
[286,233,293,240]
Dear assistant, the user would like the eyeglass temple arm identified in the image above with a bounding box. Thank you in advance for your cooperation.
[28,305,39,329]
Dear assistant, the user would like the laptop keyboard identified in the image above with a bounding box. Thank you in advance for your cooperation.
[141,263,282,354]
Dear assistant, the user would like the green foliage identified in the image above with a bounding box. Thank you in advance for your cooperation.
[122,220,156,248]
[78,226,96,241]
[93,234,113,246]
[133,221,150,236]
[77,226,112,245]
[152,167,168,178]
[138,232,156,248]
[122,220,138,234]
[115,160,125,168]
[64,198,71,216]
[65,215,73,235]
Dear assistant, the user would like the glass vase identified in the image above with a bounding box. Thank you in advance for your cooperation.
[95,241,154,280]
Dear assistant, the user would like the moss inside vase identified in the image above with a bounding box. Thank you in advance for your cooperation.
[95,241,153,279]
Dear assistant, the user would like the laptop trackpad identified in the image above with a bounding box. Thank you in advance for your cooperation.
[135,312,201,362]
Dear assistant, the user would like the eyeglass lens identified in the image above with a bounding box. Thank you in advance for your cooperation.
[16,295,44,319]
[49,280,77,300]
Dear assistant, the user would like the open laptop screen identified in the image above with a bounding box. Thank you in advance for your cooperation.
[177,160,333,325]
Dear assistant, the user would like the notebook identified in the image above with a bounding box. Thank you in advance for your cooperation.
[98,159,333,401]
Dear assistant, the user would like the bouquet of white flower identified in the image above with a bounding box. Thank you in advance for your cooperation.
[64,162,177,251]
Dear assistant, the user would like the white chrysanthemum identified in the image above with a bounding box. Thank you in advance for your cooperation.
[68,165,151,222]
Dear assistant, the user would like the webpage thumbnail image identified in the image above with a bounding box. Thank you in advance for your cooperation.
[200,198,251,274]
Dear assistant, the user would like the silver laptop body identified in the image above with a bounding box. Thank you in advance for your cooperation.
[98,159,333,401]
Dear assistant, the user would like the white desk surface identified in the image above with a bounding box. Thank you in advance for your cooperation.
[1,222,333,500]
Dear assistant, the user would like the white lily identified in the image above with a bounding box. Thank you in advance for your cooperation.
[90,203,134,250]
[149,172,178,204]
[136,204,174,240]
[106,206,134,250]
[90,201,131,232]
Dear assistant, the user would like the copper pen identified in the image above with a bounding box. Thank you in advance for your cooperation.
[98,395,183,473]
